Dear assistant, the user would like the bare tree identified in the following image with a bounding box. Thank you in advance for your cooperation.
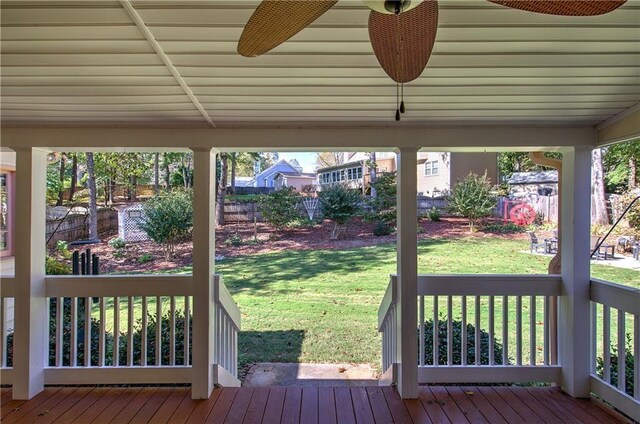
[369,152,377,198]
[56,153,66,206]
[315,152,344,169]
[216,153,228,226]
[86,152,99,239]
[592,148,609,225]
[154,152,160,194]
[68,153,78,202]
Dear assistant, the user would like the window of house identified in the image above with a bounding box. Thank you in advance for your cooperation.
[424,161,439,176]
[0,171,13,257]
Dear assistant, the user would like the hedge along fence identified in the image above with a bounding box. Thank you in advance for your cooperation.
[46,208,118,247]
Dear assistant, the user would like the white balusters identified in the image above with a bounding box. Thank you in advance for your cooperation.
[85,297,91,366]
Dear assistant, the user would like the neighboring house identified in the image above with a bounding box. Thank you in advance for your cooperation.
[417,152,498,196]
[231,176,255,188]
[254,159,304,188]
[273,171,317,191]
[316,151,498,196]
[507,170,558,197]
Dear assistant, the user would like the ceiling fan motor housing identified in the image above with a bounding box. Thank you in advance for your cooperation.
[364,0,422,15]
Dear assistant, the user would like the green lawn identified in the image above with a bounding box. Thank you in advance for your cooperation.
[100,238,638,374]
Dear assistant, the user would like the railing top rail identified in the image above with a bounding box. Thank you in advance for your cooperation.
[406,274,561,296]
[214,275,241,330]
[45,275,193,297]
[590,278,640,316]
[378,276,397,329]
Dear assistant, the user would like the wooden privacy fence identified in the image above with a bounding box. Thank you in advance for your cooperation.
[223,202,262,222]
[46,209,118,247]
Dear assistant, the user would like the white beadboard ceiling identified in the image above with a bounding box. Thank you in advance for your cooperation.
[1,0,639,127]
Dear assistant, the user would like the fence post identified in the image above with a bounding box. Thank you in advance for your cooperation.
[12,147,48,399]
[191,147,217,399]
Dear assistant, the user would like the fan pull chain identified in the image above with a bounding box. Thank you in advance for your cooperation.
[400,83,405,114]
[395,83,401,121]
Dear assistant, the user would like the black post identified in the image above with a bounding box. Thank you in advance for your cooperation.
[72,251,80,275]
[92,254,99,276]
[80,252,86,275]
[85,248,91,274]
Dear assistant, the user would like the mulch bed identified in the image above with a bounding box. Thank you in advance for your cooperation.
[53,217,534,274]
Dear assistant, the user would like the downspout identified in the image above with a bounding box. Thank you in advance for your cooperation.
[529,152,562,366]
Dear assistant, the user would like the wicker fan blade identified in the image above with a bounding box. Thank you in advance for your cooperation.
[238,0,337,57]
[368,0,438,84]
[488,0,626,16]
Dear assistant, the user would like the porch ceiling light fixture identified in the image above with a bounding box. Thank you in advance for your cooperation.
[237,0,627,120]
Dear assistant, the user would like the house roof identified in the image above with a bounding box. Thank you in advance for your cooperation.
[255,159,295,180]
[276,171,316,179]
[508,170,559,185]
[317,160,364,173]
[0,1,637,129]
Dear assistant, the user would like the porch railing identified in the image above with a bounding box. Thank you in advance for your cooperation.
[0,274,240,387]
[590,278,639,420]
[0,277,15,384]
[379,274,562,384]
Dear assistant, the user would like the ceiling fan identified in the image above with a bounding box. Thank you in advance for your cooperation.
[237,0,627,120]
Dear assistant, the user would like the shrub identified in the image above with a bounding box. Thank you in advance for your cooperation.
[225,234,243,246]
[108,237,126,250]
[596,335,635,397]
[257,187,300,235]
[447,173,497,233]
[46,256,72,275]
[138,189,193,260]
[138,254,153,264]
[428,207,441,221]
[319,184,362,239]
[55,240,72,259]
[482,222,526,234]
[368,172,397,224]
[373,221,393,237]
[422,318,506,366]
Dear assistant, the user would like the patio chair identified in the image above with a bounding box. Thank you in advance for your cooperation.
[528,231,547,253]
[590,236,615,260]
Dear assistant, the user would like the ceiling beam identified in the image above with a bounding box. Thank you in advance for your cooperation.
[119,0,215,127]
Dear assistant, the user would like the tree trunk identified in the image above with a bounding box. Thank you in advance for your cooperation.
[216,153,228,226]
[56,154,66,206]
[629,156,637,189]
[86,152,99,240]
[130,175,138,201]
[154,152,160,194]
[591,148,609,225]
[163,152,171,189]
[230,154,237,195]
[68,153,78,202]
[369,152,377,198]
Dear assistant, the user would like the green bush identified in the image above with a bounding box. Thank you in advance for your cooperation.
[447,173,497,233]
[225,234,243,247]
[368,172,397,224]
[55,240,72,259]
[422,318,506,366]
[482,222,526,234]
[596,335,635,397]
[319,184,362,239]
[6,298,192,368]
[373,221,393,237]
[108,237,126,250]
[257,187,300,235]
[428,207,441,222]
[46,256,72,275]
[138,254,153,264]
[138,189,193,259]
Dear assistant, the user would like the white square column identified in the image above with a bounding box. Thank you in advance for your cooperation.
[12,148,48,399]
[395,147,419,399]
[559,146,592,398]
[190,147,217,399]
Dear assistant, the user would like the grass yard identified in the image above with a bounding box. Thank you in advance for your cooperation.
[97,237,638,375]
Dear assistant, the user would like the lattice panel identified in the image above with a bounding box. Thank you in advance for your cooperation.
[118,204,149,242]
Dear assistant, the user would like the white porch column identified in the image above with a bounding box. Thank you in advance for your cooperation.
[395,147,419,399]
[191,147,217,399]
[13,148,48,399]
[559,146,592,398]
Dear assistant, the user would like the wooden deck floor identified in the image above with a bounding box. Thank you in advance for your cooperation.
[0,385,629,423]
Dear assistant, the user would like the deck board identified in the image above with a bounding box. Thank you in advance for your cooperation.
[0,385,629,423]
